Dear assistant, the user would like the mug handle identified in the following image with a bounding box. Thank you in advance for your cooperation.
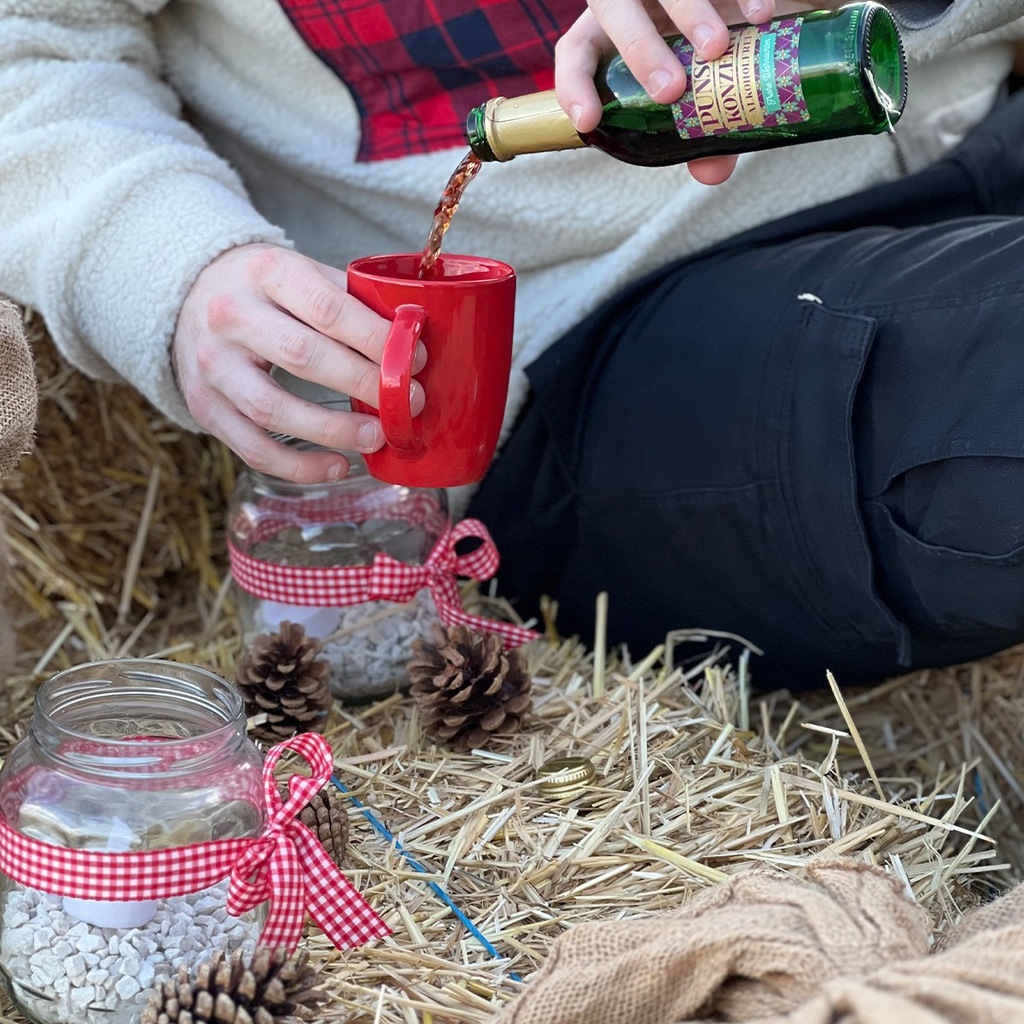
[378,303,428,454]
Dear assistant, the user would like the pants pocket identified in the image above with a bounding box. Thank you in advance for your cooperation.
[866,467,1024,641]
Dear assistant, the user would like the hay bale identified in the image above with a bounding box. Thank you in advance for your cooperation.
[795,648,1024,880]
[0,319,1021,1023]
[0,316,242,701]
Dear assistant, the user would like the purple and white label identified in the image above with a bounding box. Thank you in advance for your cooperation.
[671,17,810,138]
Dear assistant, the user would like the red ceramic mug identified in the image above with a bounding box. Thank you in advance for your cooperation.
[347,253,516,488]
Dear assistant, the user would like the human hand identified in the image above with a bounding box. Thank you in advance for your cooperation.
[554,0,778,184]
[172,243,425,483]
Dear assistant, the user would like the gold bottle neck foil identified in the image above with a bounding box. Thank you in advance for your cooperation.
[481,91,586,162]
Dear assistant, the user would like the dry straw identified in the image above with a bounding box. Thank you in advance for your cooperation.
[0,321,1022,1023]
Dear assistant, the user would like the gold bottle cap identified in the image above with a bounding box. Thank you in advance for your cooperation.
[536,757,597,799]
[479,91,585,162]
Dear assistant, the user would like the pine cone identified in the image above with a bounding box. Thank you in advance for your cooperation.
[235,622,332,743]
[407,625,532,751]
[140,947,326,1024]
[298,787,349,868]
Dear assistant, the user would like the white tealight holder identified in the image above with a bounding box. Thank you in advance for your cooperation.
[259,600,341,640]
[63,817,158,929]
[63,894,159,930]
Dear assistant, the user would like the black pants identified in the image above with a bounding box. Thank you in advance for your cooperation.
[468,83,1024,692]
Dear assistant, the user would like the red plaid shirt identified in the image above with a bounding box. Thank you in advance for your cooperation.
[277,0,583,161]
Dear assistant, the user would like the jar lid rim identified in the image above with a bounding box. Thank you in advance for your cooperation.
[31,660,248,776]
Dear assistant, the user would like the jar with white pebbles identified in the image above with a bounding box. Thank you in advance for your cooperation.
[0,660,266,1024]
[228,446,449,702]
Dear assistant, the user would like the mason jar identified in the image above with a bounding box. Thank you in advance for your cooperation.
[0,660,265,1024]
[227,446,449,702]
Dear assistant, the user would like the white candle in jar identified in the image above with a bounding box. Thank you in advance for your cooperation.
[259,600,341,639]
[63,817,158,928]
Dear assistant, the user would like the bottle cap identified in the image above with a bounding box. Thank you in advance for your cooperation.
[536,757,597,800]
[470,92,585,162]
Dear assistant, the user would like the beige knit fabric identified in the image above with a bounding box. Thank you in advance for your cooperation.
[0,300,36,478]
[499,859,1024,1024]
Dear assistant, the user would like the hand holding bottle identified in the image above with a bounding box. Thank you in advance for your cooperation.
[171,242,426,484]
[554,0,780,183]
[470,3,904,169]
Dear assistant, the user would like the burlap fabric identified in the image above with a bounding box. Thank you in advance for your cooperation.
[499,859,1024,1024]
[0,301,36,478]
[0,300,37,689]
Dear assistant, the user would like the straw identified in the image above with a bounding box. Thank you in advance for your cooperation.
[331,775,520,981]
[592,591,608,699]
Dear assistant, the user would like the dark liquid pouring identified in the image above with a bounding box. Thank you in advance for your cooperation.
[418,151,482,279]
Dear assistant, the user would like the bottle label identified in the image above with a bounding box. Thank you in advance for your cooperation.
[671,17,810,138]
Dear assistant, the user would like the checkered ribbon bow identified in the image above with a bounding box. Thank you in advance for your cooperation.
[0,733,390,953]
[226,732,389,950]
[230,518,540,649]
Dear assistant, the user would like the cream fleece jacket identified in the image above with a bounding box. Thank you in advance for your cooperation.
[0,0,1022,448]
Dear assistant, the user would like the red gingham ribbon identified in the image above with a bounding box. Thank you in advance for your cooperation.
[229,518,540,650]
[0,733,389,953]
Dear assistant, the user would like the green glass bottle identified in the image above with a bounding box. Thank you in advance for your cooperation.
[466,2,906,167]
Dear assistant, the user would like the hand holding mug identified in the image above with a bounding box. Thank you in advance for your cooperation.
[171,242,426,483]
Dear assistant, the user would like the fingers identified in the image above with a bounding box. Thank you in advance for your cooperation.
[243,247,427,383]
[199,286,382,412]
[192,395,358,485]
[604,0,733,94]
[173,242,432,483]
[248,247,384,363]
[734,0,775,23]
[208,356,390,448]
[319,258,432,370]
[555,7,682,132]
[178,329,392,464]
[687,154,740,184]
[555,0,737,130]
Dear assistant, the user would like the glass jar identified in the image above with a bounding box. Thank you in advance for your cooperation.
[228,447,449,702]
[0,659,266,1024]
